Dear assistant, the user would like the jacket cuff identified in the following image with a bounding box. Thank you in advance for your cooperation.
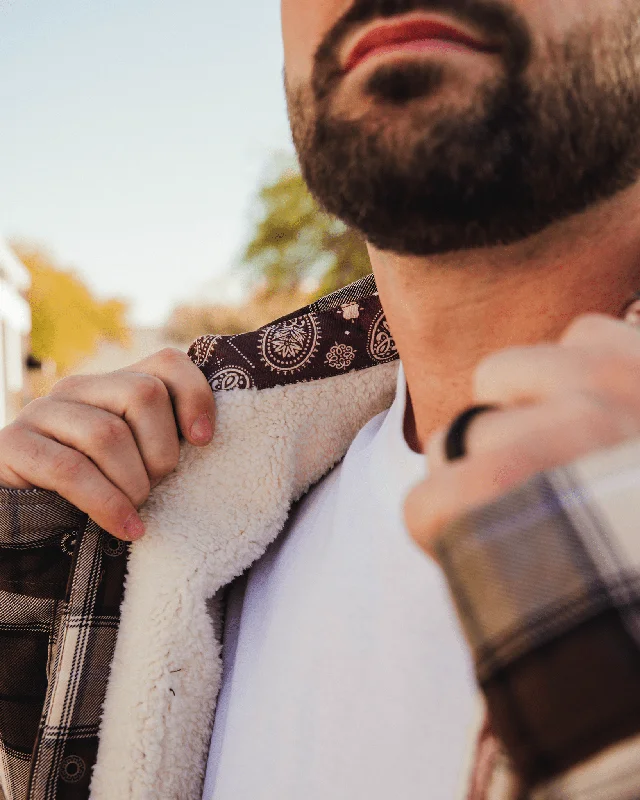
[435,438,640,787]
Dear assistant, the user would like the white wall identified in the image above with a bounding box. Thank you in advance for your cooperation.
[0,240,31,427]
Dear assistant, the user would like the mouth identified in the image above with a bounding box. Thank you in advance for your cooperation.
[343,15,499,74]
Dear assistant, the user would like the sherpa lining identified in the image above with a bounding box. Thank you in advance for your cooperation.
[90,362,399,799]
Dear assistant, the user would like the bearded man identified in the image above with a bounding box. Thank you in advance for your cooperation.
[1,0,640,798]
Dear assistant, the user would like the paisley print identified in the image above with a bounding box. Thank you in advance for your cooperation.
[187,275,399,391]
[189,335,221,369]
[210,366,254,391]
[367,310,398,363]
[259,314,321,373]
[325,343,356,371]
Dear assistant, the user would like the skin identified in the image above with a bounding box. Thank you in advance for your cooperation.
[2,0,640,553]
[0,349,216,540]
[281,0,640,553]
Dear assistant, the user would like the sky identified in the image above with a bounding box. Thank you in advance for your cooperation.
[0,0,294,325]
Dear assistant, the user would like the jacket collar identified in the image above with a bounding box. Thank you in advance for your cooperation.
[90,275,401,798]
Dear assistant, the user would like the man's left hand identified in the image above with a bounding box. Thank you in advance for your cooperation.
[405,314,640,556]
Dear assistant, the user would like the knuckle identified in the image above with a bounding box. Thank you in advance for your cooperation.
[0,421,25,447]
[473,349,516,389]
[576,357,607,393]
[149,443,181,480]
[132,375,168,407]
[562,313,611,343]
[100,488,133,523]
[560,393,618,441]
[582,351,639,398]
[18,429,47,462]
[155,347,189,369]
[91,416,130,450]
[50,374,85,397]
[51,449,87,483]
[0,425,33,480]
[130,478,151,509]
[16,396,52,421]
[474,350,503,379]
[155,348,208,391]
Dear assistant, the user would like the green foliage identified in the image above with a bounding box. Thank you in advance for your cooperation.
[12,244,130,375]
[243,159,371,297]
[167,158,374,346]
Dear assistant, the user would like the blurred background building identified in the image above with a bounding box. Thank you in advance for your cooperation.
[0,239,32,427]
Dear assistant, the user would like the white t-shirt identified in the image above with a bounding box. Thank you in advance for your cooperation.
[203,366,477,800]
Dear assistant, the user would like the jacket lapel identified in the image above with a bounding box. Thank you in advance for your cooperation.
[90,279,400,799]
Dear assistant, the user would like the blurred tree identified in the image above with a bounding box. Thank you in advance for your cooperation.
[166,158,373,345]
[11,243,130,376]
[243,158,372,298]
[165,286,310,345]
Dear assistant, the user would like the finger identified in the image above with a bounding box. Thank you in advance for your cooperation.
[473,315,640,408]
[0,426,145,541]
[432,394,639,466]
[561,314,640,403]
[473,345,591,406]
[426,406,507,471]
[122,348,216,447]
[426,426,449,470]
[561,312,640,352]
[474,338,640,409]
[20,397,151,507]
[52,372,181,487]
[405,447,538,556]
[407,398,640,555]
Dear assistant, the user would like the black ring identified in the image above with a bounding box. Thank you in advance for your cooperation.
[444,405,498,462]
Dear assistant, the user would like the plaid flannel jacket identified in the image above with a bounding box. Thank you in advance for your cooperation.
[0,275,639,799]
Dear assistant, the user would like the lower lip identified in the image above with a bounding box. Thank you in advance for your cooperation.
[349,38,485,71]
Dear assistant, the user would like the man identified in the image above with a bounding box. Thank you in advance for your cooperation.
[1,0,640,797]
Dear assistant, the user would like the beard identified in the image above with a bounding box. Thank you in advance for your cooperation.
[286,0,640,256]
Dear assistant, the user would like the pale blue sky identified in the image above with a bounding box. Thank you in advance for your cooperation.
[0,0,294,324]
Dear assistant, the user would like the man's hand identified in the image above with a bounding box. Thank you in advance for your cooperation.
[0,349,215,541]
[405,314,640,556]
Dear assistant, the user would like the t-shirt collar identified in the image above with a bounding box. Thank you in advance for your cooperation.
[368,362,427,518]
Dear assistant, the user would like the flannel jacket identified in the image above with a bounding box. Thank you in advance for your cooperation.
[1,274,639,800]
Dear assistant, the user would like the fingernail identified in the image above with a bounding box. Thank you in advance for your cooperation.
[190,413,213,444]
[123,513,145,541]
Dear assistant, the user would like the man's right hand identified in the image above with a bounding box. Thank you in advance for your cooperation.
[0,348,216,541]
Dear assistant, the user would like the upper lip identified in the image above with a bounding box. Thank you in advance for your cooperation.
[343,14,497,72]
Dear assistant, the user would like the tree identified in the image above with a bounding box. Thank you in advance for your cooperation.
[165,287,311,344]
[12,243,130,376]
[166,157,373,345]
[242,157,371,298]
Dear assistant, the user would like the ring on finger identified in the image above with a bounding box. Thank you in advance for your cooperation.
[444,405,500,462]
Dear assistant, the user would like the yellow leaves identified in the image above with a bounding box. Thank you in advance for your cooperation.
[12,243,130,376]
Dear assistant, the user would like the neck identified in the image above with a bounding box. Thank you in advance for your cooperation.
[370,183,640,452]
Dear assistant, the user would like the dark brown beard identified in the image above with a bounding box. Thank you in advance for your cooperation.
[286,0,640,256]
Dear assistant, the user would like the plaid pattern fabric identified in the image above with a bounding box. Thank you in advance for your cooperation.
[437,436,640,798]
[1,274,640,798]
[0,490,128,800]
[0,276,399,800]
